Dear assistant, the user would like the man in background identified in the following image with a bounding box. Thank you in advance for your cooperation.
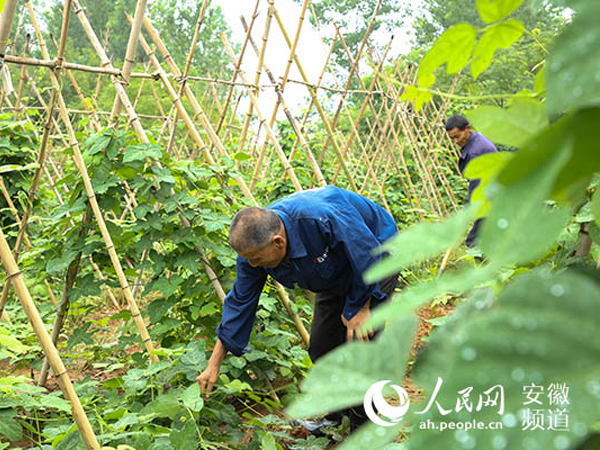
[445,114,498,247]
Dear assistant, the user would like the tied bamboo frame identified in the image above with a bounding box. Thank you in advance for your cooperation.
[0,0,464,413]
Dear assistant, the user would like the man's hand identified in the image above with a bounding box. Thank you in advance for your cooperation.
[196,338,227,398]
[341,299,373,342]
[196,364,220,398]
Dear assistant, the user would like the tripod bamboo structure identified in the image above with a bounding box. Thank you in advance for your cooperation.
[0,0,463,445]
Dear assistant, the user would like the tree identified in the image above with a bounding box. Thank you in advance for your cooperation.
[40,0,234,116]
[295,0,409,81]
[411,0,567,103]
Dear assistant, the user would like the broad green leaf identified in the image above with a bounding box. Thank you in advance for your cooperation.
[233,152,251,161]
[0,330,28,354]
[364,205,477,284]
[41,394,72,412]
[465,99,547,148]
[149,276,182,298]
[400,85,433,111]
[591,188,600,228]
[409,270,600,449]
[476,0,525,23]
[179,341,207,382]
[417,23,478,88]
[0,162,39,174]
[546,2,600,115]
[464,152,514,216]
[111,414,139,432]
[287,315,417,418]
[222,378,251,394]
[481,143,571,265]
[56,429,80,450]
[0,409,23,441]
[142,394,181,419]
[123,144,162,163]
[181,383,204,412]
[169,421,197,450]
[471,19,524,78]
[261,432,278,450]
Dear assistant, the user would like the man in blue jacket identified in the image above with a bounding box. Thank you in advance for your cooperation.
[196,186,398,430]
[445,114,498,247]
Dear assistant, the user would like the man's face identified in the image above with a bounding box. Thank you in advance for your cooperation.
[238,234,287,268]
[447,126,471,148]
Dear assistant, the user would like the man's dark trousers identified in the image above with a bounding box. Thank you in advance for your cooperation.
[307,274,399,428]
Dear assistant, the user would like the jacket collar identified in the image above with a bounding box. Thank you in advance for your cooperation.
[273,209,308,260]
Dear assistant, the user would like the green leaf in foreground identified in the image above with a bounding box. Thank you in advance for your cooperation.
[494,108,600,204]
[465,99,547,148]
[287,315,417,419]
[476,0,525,23]
[480,141,571,265]
[408,270,600,449]
[417,23,478,88]
[261,432,279,450]
[369,264,499,330]
[546,1,600,115]
[181,383,204,412]
[364,205,476,284]
[471,19,524,79]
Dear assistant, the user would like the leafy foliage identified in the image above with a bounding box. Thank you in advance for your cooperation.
[289,1,600,449]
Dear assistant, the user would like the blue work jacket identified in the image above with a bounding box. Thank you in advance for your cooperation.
[216,186,397,356]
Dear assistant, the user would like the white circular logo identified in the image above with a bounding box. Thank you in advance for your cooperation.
[363,380,410,427]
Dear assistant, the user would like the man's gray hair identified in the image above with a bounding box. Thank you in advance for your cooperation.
[229,207,283,253]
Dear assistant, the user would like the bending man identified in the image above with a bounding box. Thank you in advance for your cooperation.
[197,185,398,430]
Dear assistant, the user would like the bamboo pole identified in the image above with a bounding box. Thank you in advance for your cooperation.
[0,0,18,69]
[29,0,160,363]
[165,0,210,161]
[246,0,318,189]
[13,34,30,120]
[0,226,100,449]
[240,15,326,187]
[213,0,260,141]
[49,34,103,132]
[314,0,382,161]
[386,60,457,209]
[220,34,304,192]
[236,0,273,160]
[331,37,393,184]
[0,83,60,320]
[74,6,231,315]
[248,0,309,184]
[41,160,122,309]
[285,24,338,166]
[93,29,111,104]
[333,48,423,216]
[140,16,310,346]
[272,9,357,191]
[0,175,58,308]
[141,17,251,183]
[111,0,147,120]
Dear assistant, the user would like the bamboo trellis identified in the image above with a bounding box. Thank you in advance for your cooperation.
[0,0,464,445]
